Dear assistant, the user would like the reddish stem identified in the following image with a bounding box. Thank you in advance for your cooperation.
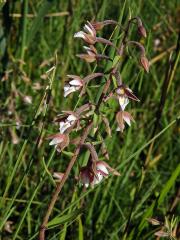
[39,122,93,240]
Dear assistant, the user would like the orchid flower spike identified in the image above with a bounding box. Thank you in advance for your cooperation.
[74,21,96,45]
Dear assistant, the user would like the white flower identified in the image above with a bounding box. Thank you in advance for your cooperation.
[59,114,77,133]
[64,75,83,97]
[116,111,134,132]
[59,121,71,134]
[118,96,129,111]
[47,133,69,152]
[74,21,96,45]
[80,161,120,188]
[115,85,140,110]
[74,31,86,39]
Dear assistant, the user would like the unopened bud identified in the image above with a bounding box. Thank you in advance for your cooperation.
[147,218,161,226]
[140,55,149,73]
[138,25,147,38]
[91,21,104,31]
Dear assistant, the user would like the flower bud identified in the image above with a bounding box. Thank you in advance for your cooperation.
[90,21,104,31]
[140,55,150,73]
[138,25,147,38]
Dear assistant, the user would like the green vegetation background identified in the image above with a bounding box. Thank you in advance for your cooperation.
[0,0,179,239]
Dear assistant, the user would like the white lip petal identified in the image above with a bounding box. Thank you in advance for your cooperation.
[69,79,82,86]
[85,183,89,188]
[123,115,131,126]
[83,46,91,51]
[64,86,77,97]
[93,173,103,185]
[64,85,70,91]
[49,137,63,146]
[119,97,129,110]
[67,114,77,122]
[74,31,85,39]
[59,122,71,133]
[84,24,94,36]
[96,163,109,175]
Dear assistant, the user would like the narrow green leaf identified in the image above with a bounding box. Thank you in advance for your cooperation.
[47,208,83,228]
[158,163,180,206]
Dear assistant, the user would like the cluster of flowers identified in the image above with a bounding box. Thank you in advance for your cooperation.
[48,18,149,188]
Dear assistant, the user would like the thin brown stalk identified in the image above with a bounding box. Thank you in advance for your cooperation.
[39,121,93,240]
[39,17,142,240]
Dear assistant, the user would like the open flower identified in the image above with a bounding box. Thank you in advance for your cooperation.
[47,133,69,152]
[55,111,78,133]
[77,45,110,63]
[64,75,84,97]
[116,111,134,132]
[115,84,140,110]
[77,45,97,63]
[74,21,96,45]
[80,160,120,188]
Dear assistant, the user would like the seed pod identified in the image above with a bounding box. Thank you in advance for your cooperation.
[138,25,147,38]
[140,55,150,73]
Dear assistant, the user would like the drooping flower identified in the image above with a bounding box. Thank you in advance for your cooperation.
[79,160,120,188]
[115,84,140,110]
[64,75,84,97]
[55,111,78,134]
[74,21,96,45]
[116,111,134,132]
[47,133,69,152]
[77,45,110,63]
[53,172,64,182]
[77,45,97,63]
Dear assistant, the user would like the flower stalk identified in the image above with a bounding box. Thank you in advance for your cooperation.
[39,16,149,240]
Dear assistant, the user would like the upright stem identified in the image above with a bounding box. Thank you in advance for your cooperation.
[39,122,93,240]
[39,17,138,240]
[20,0,28,68]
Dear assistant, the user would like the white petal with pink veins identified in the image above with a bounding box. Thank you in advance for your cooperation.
[74,31,85,39]
[64,86,77,97]
[96,163,109,175]
[83,46,91,51]
[59,121,71,133]
[69,80,82,86]
[67,114,77,122]
[123,115,131,126]
[93,173,104,185]
[84,24,94,36]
